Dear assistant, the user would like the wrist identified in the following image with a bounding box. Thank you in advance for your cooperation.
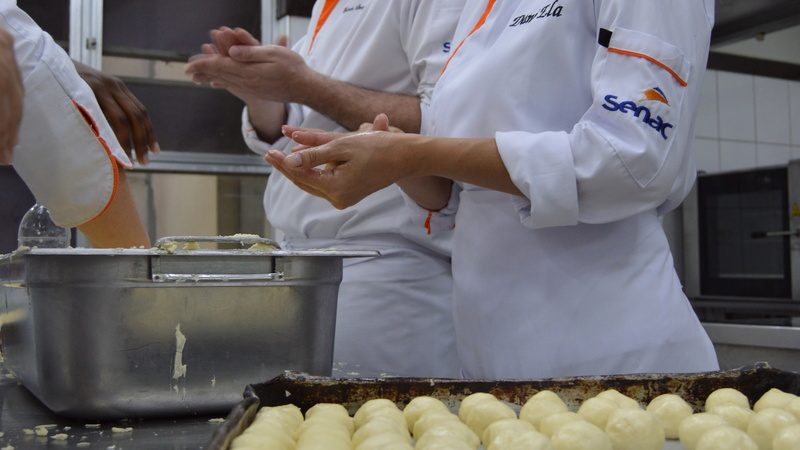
[292,68,324,105]
[395,134,434,178]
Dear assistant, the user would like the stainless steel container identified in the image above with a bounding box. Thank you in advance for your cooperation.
[0,239,376,419]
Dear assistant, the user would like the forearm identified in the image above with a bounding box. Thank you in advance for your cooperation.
[246,99,287,143]
[299,72,421,133]
[401,135,522,197]
[78,168,150,248]
[397,177,453,211]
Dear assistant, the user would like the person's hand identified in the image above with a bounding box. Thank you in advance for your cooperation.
[0,28,23,165]
[74,61,159,164]
[266,114,409,209]
[186,28,314,105]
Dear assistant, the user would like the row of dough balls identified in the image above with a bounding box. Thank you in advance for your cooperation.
[678,387,800,450]
[230,386,800,450]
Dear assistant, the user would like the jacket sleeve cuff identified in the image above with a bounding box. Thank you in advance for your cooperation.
[495,131,579,229]
[399,182,460,235]
[241,104,299,155]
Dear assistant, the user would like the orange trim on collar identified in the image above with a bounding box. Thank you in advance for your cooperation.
[608,48,689,87]
[308,0,341,54]
[71,100,121,226]
[441,0,497,75]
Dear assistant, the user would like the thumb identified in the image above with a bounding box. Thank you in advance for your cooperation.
[276,34,289,47]
[372,113,390,132]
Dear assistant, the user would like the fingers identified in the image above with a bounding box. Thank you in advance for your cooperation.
[266,151,338,203]
[201,43,219,55]
[276,34,289,47]
[285,129,344,147]
[110,80,158,163]
[372,113,390,132]
[211,27,239,56]
[186,55,247,83]
[96,90,133,156]
[233,27,261,46]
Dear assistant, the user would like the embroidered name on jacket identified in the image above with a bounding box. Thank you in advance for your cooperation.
[343,4,365,13]
[510,0,563,27]
[602,88,674,140]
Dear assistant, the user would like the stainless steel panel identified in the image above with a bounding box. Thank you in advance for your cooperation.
[789,160,800,301]
[0,247,377,419]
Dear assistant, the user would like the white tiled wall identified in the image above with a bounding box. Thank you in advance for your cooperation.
[693,70,800,174]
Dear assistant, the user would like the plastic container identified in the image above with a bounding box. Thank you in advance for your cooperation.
[17,203,70,249]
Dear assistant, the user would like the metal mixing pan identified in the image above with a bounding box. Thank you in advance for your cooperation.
[207,363,800,450]
[0,236,378,420]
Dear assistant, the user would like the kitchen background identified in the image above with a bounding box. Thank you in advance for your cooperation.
[2,1,800,367]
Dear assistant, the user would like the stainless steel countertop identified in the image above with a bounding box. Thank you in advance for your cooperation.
[0,362,221,449]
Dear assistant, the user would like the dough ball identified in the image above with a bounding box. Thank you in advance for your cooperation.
[646,393,694,439]
[577,397,619,429]
[463,399,517,437]
[423,421,480,448]
[551,420,613,450]
[246,421,295,443]
[306,403,350,420]
[679,413,729,450]
[296,422,351,444]
[528,390,567,406]
[352,416,409,448]
[596,389,641,410]
[784,397,800,421]
[231,433,293,450]
[294,417,353,439]
[414,434,476,450]
[367,406,406,429]
[773,423,800,450]
[354,432,411,450]
[354,399,399,428]
[706,388,751,411]
[413,411,461,438]
[297,441,351,450]
[605,408,665,450]
[707,404,754,431]
[296,430,351,450]
[255,404,304,432]
[696,426,758,450]
[539,412,585,439]
[403,396,449,432]
[747,407,798,450]
[754,389,798,413]
[458,393,498,421]
[520,391,569,428]
[501,430,552,450]
[483,419,536,449]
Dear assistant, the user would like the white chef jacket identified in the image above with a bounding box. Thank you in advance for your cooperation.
[2,1,131,228]
[421,0,719,378]
[242,0,465,378]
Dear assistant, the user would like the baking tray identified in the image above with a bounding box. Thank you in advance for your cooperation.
[0,240,379,420]
[207,363,800,450]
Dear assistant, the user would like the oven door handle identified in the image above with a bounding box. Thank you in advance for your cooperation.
[751,230,800,239]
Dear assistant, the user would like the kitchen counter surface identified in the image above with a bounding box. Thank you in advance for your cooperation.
[0,361,222,449]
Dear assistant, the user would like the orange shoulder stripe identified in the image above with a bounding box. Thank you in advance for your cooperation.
[608,47,688,87]
[441,0,497,75]
[308,0,341,54]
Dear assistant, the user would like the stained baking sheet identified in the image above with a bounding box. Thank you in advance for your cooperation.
[207,363,800,450]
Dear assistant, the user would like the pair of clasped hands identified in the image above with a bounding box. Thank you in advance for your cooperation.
[186,27,412,210]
